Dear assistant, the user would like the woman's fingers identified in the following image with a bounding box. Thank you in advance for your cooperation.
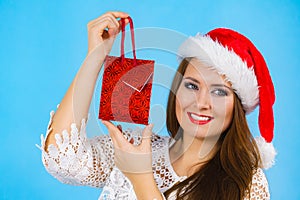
[87,11,129,37]
[88,17,118,42]
[87,11,128,29]
[109,11,130,18]
[102,121,154,173]
[101,120,128,147]
[141,124,154,146]
[87,11,129,54]
[143,124,154,137]
[88,16,118,34]
[102,120,154,154]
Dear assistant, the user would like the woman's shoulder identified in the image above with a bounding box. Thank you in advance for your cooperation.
[252,168,269,185]
[252,168,269,186]
[245,168,270,199]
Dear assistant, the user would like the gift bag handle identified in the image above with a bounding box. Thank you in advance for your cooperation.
[121,16,137,66]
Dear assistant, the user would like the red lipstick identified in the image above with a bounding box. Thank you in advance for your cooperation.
[187,112,213,125]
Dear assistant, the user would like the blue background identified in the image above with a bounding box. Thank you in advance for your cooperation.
[1,0,299,199]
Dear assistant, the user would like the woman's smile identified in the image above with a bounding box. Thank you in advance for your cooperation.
[187,112,214,125]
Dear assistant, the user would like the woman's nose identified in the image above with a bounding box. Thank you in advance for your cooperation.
[195,89,212,110]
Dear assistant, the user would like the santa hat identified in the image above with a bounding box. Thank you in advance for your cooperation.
[177,28,276,169]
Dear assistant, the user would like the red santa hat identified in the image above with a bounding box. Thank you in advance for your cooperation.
[178,28,276,169]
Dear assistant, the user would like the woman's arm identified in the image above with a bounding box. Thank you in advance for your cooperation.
[44,11,129,149]
[40,12,130,187]
[40,115,115,188]
[127,173,165,200]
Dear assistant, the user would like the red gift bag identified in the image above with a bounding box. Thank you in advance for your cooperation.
[98,17,155,125]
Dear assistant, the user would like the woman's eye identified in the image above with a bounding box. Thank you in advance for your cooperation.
[211,88,228,96]
[184,82,199,90]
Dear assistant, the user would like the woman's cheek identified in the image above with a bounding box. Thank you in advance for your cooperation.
[177,88,197,108]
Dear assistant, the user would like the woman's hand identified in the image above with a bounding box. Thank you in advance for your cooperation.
[102,120,153,174]
[87,11,129,55]
[102,121,164,199]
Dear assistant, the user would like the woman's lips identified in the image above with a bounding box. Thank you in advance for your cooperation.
[187,112,214,125]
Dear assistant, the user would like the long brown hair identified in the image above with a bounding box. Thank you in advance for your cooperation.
[164,58,261,199]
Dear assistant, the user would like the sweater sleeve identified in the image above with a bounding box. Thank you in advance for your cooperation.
[37,106,115,188]
[244,168,270,200]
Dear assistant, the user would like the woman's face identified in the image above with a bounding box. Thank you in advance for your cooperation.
[175,59,234,140]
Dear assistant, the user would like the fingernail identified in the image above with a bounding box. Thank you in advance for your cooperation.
[117,124,122,132]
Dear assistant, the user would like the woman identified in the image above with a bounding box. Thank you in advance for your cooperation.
[39,11,276,199]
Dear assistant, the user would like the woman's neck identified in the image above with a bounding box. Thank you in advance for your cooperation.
[169,133,220,177]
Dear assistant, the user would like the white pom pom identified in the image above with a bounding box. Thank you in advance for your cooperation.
[255,136,277,169]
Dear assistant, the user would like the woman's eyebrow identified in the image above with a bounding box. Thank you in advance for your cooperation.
[183,77,200,83]
[211,84,233,91]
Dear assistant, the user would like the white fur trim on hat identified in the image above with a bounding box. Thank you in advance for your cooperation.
[177,33,259,114]
[255,136,276,169]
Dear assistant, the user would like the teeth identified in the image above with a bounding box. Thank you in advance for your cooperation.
[190,113,210,121]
